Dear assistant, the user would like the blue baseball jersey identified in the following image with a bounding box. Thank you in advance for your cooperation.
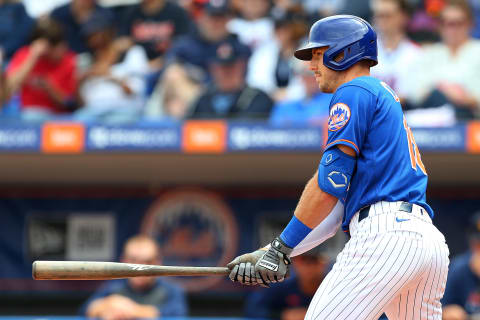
[323,76,433,231]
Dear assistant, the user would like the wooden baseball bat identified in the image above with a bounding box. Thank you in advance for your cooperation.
[32,261,230,280]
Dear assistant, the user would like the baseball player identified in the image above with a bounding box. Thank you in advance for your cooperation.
[227,15,450,320]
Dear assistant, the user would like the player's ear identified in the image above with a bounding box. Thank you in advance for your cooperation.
[334,51,344,63]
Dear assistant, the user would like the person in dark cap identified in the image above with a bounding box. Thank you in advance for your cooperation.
[74,9,149,123]
[144,0,252,120]
[189,37,273,119]
[118,0,191,70]
[165,0,235,78]
[50,0,111,53]
[82,235,187,319]
[442,212,480,320]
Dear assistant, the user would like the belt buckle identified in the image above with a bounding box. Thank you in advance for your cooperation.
[358,206,370,222]
[399,202,413,213]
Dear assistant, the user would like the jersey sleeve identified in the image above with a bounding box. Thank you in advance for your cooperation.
[325,85,373,156]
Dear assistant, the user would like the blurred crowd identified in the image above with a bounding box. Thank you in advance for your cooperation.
[1,0,480,126]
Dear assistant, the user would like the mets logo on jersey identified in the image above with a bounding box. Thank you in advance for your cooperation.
[328,103,351,131]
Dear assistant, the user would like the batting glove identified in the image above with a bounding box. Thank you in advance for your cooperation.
[227,250,265,286]
[255,237,292,286]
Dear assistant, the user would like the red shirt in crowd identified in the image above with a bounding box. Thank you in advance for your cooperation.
[7,46,77,113]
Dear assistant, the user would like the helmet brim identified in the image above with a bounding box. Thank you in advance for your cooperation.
[294,42,329,61]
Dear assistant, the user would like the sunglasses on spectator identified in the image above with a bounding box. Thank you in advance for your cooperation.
[440,19,468,28]
[374,11,397,19]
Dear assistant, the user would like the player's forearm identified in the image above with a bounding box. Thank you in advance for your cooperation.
[275,171,339,250]
[293,171,339,229]
[279,146,354,249]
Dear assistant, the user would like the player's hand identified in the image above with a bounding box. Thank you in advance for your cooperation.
[255,237,292,286]
[227,249,265,286]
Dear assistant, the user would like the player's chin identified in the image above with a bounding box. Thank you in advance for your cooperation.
[319,83,333,93]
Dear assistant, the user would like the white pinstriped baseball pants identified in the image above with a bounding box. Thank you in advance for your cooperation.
[305,201,450,320]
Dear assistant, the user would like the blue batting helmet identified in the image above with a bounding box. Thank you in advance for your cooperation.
[294,15,378,71]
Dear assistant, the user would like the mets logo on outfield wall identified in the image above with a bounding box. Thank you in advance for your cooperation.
[328,103,351,131]
[141,189,238,291]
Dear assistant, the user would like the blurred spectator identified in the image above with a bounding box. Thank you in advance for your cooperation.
[6,18,77,122]
[175,0,210,19]
[370,0,422,105]
[244,245,330,320]
[190,38,273,119]
[144,0,242,120]
[442,212,480,320]
[406,1,441,44]
[302,0,346,16]
[470,0,480,38]
[74,10,149,124]
[0,50,5,107]
[246,12,308,101]
[83,234,188,319]
[0,0,34,61]
[407,0,480,120]
[50,0,111,53]
[167,0,235,84]
[118,0,191,69]
[270,0,345,18]
[99,0,142,6]
[270,0,295,18]
[227,0,274,52]
[337,0,372,21]
[22,0,69,17]
[270,60,332,126]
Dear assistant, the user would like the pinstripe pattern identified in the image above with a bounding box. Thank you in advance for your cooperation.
[305,201,449,320]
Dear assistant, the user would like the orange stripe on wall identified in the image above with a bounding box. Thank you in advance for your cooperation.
[467,121,480,154]
[41,122,85,154]
[182,120,227,153]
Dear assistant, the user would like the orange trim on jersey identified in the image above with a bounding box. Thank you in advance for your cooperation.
[325,139,359,154]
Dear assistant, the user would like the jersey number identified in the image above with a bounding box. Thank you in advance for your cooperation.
[403,117,427,175]
[381,82,426,175]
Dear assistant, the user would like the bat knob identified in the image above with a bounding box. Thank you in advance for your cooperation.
[32,261,38,280]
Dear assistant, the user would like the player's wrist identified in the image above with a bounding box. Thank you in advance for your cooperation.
[271,237,293,257]
[279,215,313,249]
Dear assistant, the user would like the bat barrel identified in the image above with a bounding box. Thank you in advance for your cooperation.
[32,261,230,280]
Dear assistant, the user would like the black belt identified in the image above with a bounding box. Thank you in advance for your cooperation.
[358,202,415,222]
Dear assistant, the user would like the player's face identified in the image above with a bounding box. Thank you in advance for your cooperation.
[309,47,341,93]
